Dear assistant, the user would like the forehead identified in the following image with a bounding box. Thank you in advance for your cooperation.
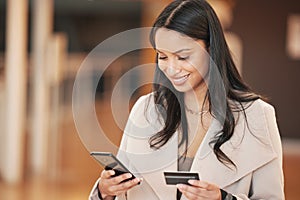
[155,28,204,53]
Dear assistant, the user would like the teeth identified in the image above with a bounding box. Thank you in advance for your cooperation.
[173,74,189,85]
[175,75,188,80]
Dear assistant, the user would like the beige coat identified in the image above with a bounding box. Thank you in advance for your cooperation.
[89,94,284,200]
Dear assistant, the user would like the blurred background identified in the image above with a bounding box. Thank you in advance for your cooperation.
[0,0,299,199]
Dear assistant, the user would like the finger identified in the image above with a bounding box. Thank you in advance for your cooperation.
[101,170,115,179]
[177,184,207,197]
[123,177,142,188]
[111,178,141,194]
[178,182,221,199]
[181,190,200,200]
[188,180,217,190]
[180,188,211,200]
[178,185,204,200]
[109,173,133,185]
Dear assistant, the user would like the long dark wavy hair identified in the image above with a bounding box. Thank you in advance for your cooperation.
[148,0,261,167]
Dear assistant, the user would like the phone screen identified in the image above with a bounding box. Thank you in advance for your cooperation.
[90,152,136,182]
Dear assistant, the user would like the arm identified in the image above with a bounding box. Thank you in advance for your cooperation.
[89,178,102,200]
[89,95,149,200]
[89,178,115,200]
[246,105,284,199]
[234,104,284,200]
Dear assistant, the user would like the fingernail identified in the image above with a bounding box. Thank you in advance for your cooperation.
[176,184,183,189]
[135,178,140,183]
[188,179,195,184]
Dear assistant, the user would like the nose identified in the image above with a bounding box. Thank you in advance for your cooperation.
[166,60,181,76]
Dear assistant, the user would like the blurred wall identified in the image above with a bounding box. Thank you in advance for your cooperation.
[231,0,300,138]
[0,0,299,183]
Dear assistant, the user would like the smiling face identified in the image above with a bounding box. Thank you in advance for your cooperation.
[155,28,210,95]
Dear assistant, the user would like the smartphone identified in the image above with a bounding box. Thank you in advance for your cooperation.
[164,171,199,185]
[90,152,137,183]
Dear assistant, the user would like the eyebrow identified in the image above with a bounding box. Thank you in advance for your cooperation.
[156,48,192,54]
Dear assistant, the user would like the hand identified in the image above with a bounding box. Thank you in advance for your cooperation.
[98,170,142,199]
[177,180,222,200]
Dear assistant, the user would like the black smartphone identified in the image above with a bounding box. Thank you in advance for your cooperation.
[90,152,137,183]
[164,171,199,185]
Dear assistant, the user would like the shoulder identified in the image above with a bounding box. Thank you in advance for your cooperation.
[130,93,155,115]
[245,99,282,151]
[245,99,275,113]
[124,93,163,140]
[224,99,281,158]
[234,99,281,150]
[242,99,277,127]
[128,92,161,127]
[231,99,276,124]
[239,98,277,128]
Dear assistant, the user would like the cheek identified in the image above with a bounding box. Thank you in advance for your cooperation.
[157,62,170,79]
[190,56,210,77]
[158,61,167,71]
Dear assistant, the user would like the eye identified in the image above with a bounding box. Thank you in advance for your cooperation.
[178,56,189,61]
[158,55,167,60]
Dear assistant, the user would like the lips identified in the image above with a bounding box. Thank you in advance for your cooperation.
[171,74,190,85]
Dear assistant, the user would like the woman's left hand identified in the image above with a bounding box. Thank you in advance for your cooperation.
[177,180,222,200]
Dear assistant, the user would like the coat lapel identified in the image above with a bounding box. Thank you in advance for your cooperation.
[190,104,277,188]
[125,132,178,200]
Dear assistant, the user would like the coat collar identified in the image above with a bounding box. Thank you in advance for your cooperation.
[191,105,277,188]
[126,99,277,197]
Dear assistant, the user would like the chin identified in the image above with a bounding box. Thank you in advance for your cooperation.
[172,85,193,93]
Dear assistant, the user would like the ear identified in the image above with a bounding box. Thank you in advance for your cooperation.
[207,46,210,54]
[205,41,210,54]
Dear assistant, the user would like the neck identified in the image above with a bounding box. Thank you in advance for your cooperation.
[184,85,209,112]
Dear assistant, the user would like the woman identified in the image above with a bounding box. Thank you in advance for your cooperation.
[89,0,284,199]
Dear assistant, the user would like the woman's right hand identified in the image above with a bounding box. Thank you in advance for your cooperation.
[98,170,142,199]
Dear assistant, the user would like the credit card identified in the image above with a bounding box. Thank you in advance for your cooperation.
[164,172,199,185]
